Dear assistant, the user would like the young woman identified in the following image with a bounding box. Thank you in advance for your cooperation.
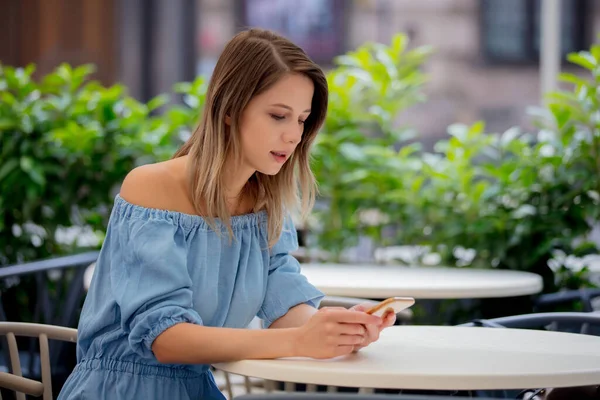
[58,28,395,400]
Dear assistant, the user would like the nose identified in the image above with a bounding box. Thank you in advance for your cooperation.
[282,124,303,145]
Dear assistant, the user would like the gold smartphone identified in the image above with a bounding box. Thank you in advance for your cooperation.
[365,297,415,317]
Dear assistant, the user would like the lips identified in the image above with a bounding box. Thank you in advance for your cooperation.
[270,151,288,163]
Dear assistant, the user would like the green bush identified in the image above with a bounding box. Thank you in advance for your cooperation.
[369,47,600,292]
[308,38,600,292]
[0,63,206,266]
[310,34,432,259]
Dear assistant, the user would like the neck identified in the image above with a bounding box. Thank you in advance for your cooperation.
[222,160,256,214]
[222,166,254,199]
[181,154,255,215]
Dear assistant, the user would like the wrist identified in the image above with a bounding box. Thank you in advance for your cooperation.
[285,327,303,358]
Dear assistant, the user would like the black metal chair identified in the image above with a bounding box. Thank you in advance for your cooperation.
[235,394,505,400]
[459,311,600,335]
[459,312,600,399]
[533,288,600,313]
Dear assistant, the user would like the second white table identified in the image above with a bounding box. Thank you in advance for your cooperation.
[300,263,543,299]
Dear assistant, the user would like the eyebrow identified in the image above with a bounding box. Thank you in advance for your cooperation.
[270,103,311,113]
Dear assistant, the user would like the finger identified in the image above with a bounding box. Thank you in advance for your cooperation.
[364,323,379,343]
[337,323,367,336]
[338,334,366,346]
[350,303,376,313]
[382,311,396,328]
[327,309,382,326]
[321,306,351,312]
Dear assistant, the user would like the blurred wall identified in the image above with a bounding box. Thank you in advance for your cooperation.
[0,0,117,85]
[0,0,195,103]
[3,0,600,142]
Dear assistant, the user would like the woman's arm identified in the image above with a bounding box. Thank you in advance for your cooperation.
[152,323,297,364]
[268,303,318,329]
[152,309,381,364]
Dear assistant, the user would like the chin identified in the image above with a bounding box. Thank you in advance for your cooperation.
[256,165,284,176]
[257,169,281,176]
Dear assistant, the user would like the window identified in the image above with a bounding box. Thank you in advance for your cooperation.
[236,0,347,65]
[480,0,589,64]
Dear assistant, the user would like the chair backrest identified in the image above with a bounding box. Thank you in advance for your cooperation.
[0,251,97,386]
[459,312,600,400]
[459,311,600,335]
[534,288,600,312]
[0,322,77,400]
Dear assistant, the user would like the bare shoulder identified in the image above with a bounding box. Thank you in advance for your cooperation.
[119,158,191,212]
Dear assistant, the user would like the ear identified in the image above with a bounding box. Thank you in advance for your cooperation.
[225,115,232,125]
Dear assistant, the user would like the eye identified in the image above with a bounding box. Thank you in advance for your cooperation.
[270,114,285,121]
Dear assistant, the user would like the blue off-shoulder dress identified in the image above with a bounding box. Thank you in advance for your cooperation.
[58,194,324,400]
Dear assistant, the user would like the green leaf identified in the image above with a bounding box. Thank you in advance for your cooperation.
[591,45,600,63]
[147,94,169,112]
[558,72,589,87]
[0,118,16,130]
[373,45,398,80]
[27,166,46,186]
[0,158,18,181]
[390,34,408,59]
[1,91,16,106]
[512,204,536,219]
[334,55,363,69]
[173,82,192,93]
[447,124,469,142]
[340,169,370,184]
[19,156,34,172]
[500,127,521,147]
[57,63,73,81]
[468,121,485,136]
[548,103,572,129]
[567,52,596,71]
[339,143,366,162]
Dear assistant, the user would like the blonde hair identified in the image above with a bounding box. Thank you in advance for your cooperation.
[173,28,328,246]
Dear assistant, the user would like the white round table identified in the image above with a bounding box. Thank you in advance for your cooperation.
[300,264,543,299]
[215,325,600,390]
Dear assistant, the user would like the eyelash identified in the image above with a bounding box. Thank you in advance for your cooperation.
[270,114,306,125]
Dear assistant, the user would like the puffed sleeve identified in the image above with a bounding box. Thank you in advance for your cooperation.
[109,214,203,359]
[257,216,324,327]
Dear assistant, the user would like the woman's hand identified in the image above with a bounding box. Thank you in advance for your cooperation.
[349,303,396,353]
[292,307,382,359]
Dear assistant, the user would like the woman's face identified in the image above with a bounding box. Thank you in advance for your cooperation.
[237,73,314,176]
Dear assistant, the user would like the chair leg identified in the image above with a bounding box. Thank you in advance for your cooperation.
[6,333,25,400]
[223,372,234,399]
[284,381,295,392]
[39,334,52,400]
[243,376,252,393]
[264,380,275,392]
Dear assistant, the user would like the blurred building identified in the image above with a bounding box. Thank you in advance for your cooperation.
[2,0,599,142]
[199,0,600,143]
